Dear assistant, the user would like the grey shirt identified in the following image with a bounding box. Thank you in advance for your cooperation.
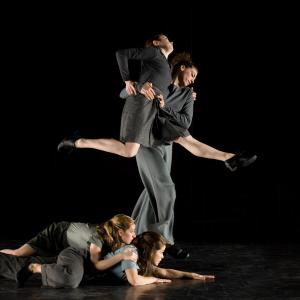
[120,83,193,130]
[66,222,103,256]
[105,245,140,281]
[161,84,194,129]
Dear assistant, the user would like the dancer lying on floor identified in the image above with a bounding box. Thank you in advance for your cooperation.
[104,231,215,286]
[0,214,137,288]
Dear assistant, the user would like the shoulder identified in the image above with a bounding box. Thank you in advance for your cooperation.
[104,245,137,259]
[116,245,137,254]
[88,231,104,247]
[177,86,193,100]
[183,86,193,94]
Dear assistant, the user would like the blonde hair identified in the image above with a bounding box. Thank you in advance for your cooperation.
[97,214,135,251]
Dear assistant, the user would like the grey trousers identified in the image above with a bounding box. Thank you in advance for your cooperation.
[132,144,176,244]
[0,247,84,288]
[27,221,70,256]
[0,252,55,281]
[41,247,85,288]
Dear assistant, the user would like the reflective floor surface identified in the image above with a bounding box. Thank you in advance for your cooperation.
[1,241,300,300]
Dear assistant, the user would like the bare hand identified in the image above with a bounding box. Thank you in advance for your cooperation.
[123,249,138,262]
[140,82,156,100]
[192,91,197,101]
[190,273,215,281]
[125,81,137,95]
[191,87,197,101]
[157,94,165,108]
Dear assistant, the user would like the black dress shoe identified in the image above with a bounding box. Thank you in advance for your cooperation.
[224,152,257,172]
[16,263,33,288]
[165,244,190,259]
[57,131,81,153]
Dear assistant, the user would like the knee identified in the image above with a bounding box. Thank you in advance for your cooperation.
[63,273,82,288]
[61,264,83,288]
[124,149,138,158]
[123,143,140,158]
[166,183,176,202]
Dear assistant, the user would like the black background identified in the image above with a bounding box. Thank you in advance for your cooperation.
[1,4,298,243]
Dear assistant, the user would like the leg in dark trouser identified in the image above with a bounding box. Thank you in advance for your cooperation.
[41,247,84,288]
[0,252,33,281]
[132,144,176,244]
[27,221,70,256]
[0,252,55,285]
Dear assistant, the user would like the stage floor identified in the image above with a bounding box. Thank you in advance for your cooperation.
[1,241,300,300]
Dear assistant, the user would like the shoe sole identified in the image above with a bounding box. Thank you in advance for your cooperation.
[226,154,258,172]
[242,154,257,168]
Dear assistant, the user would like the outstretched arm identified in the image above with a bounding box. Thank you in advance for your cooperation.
[89,243,137,271]
[154,266,215,281]
[125,268,171,286]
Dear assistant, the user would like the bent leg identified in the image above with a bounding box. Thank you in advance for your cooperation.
[0,252,55,283]
[0,244,36,256]
[0,252,32,281]
[41,247,84,288]
[0,222,70,257]
[26,221,70,256]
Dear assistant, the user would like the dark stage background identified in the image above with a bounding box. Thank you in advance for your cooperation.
[1,4,298,243]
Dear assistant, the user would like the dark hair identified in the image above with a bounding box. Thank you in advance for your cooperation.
[132,231,167,276]
[145,33,165,48]
[170,52,198,79]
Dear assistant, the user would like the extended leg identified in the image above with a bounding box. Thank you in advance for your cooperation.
[175,135,234,161]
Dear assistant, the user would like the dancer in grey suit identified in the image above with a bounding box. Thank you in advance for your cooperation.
[131,52,256,258]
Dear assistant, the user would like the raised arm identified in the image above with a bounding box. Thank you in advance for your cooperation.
[89,243,137,271]
[115,48,157,82]
[154,266,215,281]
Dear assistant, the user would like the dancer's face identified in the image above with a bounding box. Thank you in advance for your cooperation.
[151,245,166,266]
[178,66,198,87]
[119,224,136,244]
[155,35,174,54]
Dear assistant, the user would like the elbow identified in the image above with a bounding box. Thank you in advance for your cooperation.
[186,119,192,128]
[127,275,143,286]
[127,278,140,286]
[94,263,105,271]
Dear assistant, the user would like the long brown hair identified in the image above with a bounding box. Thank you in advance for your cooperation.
[132,231,167,276]
[170,52,198,80]
[96,214,135,251]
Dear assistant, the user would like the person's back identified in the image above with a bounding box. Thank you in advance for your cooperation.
[66,222,98,256]
[57,33,175,157]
